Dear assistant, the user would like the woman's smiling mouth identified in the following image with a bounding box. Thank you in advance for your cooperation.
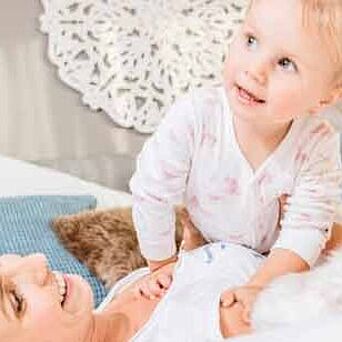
[53,271,68,306]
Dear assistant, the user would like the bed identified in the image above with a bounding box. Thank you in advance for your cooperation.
[0,155,132,208]
[0,154,133,307]
[1,155,341,341]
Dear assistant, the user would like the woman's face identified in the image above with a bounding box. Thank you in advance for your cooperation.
[0,253,94,342]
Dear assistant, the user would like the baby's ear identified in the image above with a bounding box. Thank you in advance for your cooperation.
[309,86,342,115]
[323,84,342,107]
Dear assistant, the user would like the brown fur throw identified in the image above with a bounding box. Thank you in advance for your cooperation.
[51,207,185,288]
[51,207,342,289]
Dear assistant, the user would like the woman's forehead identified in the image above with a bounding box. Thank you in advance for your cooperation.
[0,255,21,270]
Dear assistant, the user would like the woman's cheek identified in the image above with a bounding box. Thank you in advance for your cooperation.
[26,292,62,326]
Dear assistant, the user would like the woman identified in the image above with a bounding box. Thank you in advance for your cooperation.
[0,233,254,341]
[1,221,340,341]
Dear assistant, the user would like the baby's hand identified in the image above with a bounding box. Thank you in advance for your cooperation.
[220,285,263,323]
[134,262,175,300]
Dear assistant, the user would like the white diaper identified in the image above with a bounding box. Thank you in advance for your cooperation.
[131,242,265,342]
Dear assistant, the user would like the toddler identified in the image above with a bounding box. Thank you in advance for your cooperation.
[129,0,342,324]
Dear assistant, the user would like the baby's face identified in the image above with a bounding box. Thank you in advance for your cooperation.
[224,0,339,126]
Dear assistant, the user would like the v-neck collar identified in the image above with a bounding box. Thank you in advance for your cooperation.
[220,87,301,180]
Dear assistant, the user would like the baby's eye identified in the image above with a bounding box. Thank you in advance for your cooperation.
[245,34,258,50]
[278,57,298,72]
[9,289,26,318]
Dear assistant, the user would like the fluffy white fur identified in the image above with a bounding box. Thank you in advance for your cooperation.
[252,247,342,330]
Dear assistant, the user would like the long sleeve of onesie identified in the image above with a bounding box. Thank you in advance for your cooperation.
[130,94,195,260]
[272,123,341,266]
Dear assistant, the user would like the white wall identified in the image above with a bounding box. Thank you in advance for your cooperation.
[0,0,146,191]
[0,0,340,190]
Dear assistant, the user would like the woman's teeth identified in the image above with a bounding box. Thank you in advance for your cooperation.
[53,271,67,305]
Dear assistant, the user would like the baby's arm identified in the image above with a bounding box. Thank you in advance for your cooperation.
[252,123,341,284]
[222,121,341,317]
[134,208,208,299]
[271,123,341,269]
[219,248,309,323]
[130,94,196,267]
[246,248,309,288]
[130,93,201,297]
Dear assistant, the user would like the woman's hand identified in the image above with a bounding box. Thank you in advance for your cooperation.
[220,285,263,323]
[134,261,176,300]
[220,301,253,338]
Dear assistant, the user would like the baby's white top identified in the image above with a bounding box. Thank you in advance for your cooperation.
[130,87,341,266]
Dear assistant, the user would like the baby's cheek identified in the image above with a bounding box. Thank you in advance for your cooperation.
[270,86,303,118]
[223,53,239,85]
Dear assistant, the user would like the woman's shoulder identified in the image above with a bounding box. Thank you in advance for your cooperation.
[95,268,150,313]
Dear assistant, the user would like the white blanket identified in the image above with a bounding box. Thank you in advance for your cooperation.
[0,155,132,208]
[232,314,342,342]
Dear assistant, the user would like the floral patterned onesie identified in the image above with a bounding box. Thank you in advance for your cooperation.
[130,86,341,267]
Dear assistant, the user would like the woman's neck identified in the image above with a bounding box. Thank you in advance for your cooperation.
[88,313,131,342]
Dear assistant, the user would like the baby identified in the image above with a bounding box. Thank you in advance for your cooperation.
[130,0,342,329]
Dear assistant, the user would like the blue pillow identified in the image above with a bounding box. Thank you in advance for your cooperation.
[0,195,108,307]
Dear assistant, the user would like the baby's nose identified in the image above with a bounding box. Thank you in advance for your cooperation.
[246,59,268,86]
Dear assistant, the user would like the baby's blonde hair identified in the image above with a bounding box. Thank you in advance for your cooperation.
[248,0,342,85]
[301,0,342,84]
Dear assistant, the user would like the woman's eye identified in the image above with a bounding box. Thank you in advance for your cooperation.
[278,57,298,72]
[246,34,258,49]
[9,290,26,316]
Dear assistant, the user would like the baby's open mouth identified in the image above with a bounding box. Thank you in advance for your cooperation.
[236,85,266,104]
[53,271,68,306]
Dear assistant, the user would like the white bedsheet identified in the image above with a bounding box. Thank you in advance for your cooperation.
[0,155,132,208]
[231,314,342,342]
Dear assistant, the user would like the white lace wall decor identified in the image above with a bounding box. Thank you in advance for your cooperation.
[40,0,248,133]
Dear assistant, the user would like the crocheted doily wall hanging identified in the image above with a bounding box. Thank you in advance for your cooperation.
[40,0,248,133]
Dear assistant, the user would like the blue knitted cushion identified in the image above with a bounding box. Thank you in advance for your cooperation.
[0,195,107,307]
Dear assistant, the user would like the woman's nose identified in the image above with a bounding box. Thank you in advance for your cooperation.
[17,253,49,285]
